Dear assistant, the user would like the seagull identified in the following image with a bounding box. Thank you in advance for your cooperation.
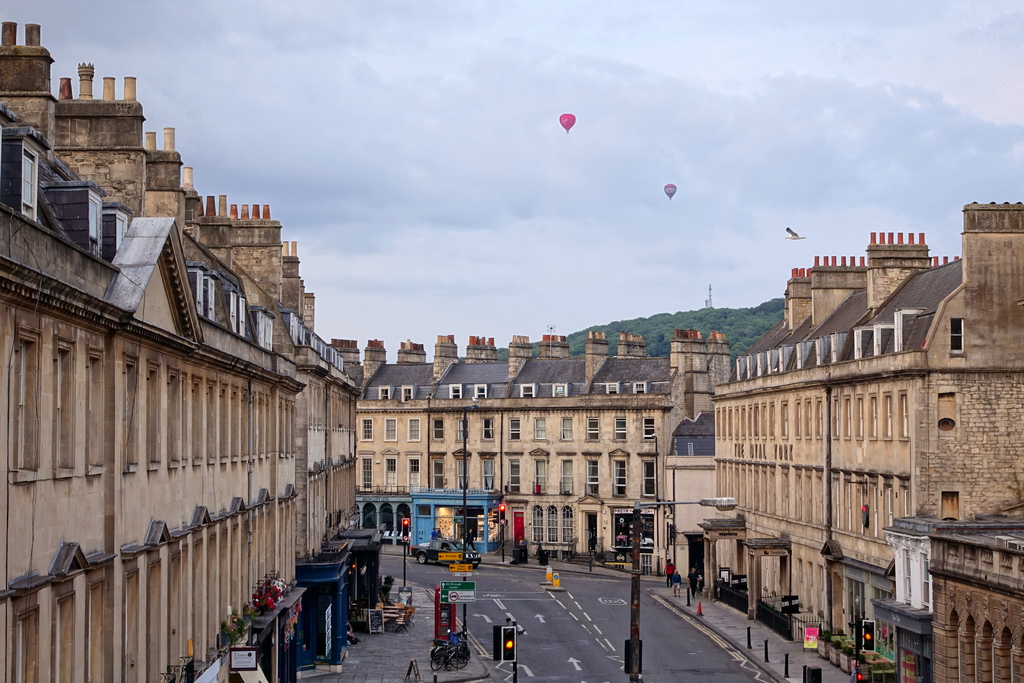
[785,227,806,240]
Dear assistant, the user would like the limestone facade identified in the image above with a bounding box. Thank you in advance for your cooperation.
[0,21,357,683]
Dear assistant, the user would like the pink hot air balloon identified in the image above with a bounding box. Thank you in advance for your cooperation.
[559,113,576,133]
[664,184,677,200]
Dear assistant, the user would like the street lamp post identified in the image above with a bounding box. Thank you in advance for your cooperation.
[461,403,479,637]
[628,497,736,683]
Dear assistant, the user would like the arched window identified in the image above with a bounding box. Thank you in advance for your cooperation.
[547,506,559,543]
[532,506,544,542]
[362,503,378,529]
[380,503,395,531]
[561,506,574,543]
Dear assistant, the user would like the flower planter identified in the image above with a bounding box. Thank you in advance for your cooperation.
[817,640,828,659]
[829,645,842,667]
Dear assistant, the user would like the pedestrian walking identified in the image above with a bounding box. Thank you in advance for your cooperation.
[688,567,699,596]
[665,560,675,588]
[671,570,683,597]
[696,573,704,595]
[467,528,477,551]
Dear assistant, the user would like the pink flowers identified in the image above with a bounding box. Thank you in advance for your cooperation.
[251,577,287,614]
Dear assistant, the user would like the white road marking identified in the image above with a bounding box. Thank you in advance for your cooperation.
[568,657,582,671]
[534,614,546,623]
[592,624,602,635]
[474,613,492,623]
[570,613,579,621]
[494,599,506,610]
[574,601,583,610]
[604,638,616,651]
[518,664,535,677]
[553,599,565,609]
[597,638,611,651]
[583,612,592,621]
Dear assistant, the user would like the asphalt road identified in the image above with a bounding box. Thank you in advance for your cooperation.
[384,551,765,683]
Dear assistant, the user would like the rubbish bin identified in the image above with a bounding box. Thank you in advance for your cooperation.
[803,666,822,683]
[539,549,548,566]
[515,547,528,564]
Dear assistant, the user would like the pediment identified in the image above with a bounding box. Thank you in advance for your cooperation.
[381,448,400,457]
[107,217,202,343]
[190,505,213,528]
[575,494,604,505]
[49,541,89,578]
[144,520,172,547]
[529,448,550,457]
[608,448,630,457]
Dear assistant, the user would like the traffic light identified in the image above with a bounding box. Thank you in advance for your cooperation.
[861,504,870,528]
[668,523,677,543]
[855,670,865,681]
[401,517,410,539]
[862,620,875,651]
[501,625,516,661]
[498,503,507,525]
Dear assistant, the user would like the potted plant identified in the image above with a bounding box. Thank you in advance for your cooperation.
[828,633,846,667]
[840,644,855,673]
[817,629,831,659]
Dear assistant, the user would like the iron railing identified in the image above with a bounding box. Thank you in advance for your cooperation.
[715,580,749,614]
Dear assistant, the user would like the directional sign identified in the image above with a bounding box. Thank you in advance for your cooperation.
[450,571,473,578]
[441,581,476,604]
[449,563,474,572]
[438,552,463,562]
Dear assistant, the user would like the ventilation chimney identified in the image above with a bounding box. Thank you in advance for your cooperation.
[585,331,608,384]
[866,232,931,311]
[363,340,387,380]
[433,335,458,381]
[507,335,533,378]
[538,334,570,359]
[397,340,427,365]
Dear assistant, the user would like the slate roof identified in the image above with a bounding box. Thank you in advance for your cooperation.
[673,411,715,437]
[590,357,672,393]
[510,359,588,397]
[105,217,177,312]
[809,290,868,340]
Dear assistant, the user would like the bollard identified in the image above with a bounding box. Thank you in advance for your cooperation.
[785,653,789,678]
[553,572,560,588]
[764,639,769,663]
[747,626,752,649]
[589,553,593,572]
[545,565,553,583]
[686,586,691,606]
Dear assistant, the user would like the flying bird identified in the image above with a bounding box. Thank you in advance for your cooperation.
[785,227,806,240]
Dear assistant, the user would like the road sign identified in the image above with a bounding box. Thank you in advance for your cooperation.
[449,563,474,572]
[438,552,463,562]
[450,571,473,578]
[441,581,476,604]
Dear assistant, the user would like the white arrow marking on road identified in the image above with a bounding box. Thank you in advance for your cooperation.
[474,613,492,623]
[534,614,546,623]
[518,664,535,677]
[568,657,582,671]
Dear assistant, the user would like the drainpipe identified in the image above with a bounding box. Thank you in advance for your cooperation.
[247,379,254,621]
[824,384,834,631]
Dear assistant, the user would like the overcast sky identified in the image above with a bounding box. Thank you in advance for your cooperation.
[9,2,1024,357]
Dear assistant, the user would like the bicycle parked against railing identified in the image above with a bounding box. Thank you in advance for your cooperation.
[430,630,469,671]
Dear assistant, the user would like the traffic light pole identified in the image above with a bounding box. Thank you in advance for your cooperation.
[512,619,519,683]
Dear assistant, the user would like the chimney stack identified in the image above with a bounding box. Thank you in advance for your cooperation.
[810,253,867,326]
[465,336,498,363]
[538,334,570,359]
[363,340,387,380]
[785,268,812,331]
[433,335,458,380]
[330,339,361,367]
[618,332,647,358]
[585,331,608,385]
[507,335,533,378]
[397,340,427,365]
[0,22,57,140]
[670,329,711,417]
[866,231,931,311]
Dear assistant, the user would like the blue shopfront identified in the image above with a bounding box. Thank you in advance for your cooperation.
[409,488,504,551]
[295,546,350,672]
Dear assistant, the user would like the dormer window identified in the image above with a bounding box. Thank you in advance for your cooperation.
[255,310,274,350]
[401,386,414,402]
[474,384,487,399]
[379,386,391,400]
[606,382,620,394]
[553,383,568,397]
[450,384,462,399]
[520,384,536,398]
[21,147,38,220]
[633,381,648,394]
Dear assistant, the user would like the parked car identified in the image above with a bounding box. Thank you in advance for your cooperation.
[413,538,481,567]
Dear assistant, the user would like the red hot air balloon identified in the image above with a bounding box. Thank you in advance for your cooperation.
[559,113,576,133]
[664,184,677,200]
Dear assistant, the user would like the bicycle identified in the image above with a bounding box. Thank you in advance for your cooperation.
[430,631,470,671]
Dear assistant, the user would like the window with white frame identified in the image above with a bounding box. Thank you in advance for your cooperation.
[587,460,599,495]
[361,458,373,488]
[457,418,466,442]
[613,460,627,496]
[401,386,413,402]
[385,458,397,486]
[379,386,391,400]
[384,418,397,441]
[561,417,572,440]
[922,557,931,608]
[509,459,520,493]
[432,459,445,488]
[457,458,467,488]
[482,417,494,440]
[509,418,521,440]
[409,458,420,488]
[899,392,909,438]
[547,505,559,542]
[950,318,964,353]
[633,381,647,394]
[408,418,421,441]
[229,290,239,332]
[474,384,487,399]
[432,419,444,440]
[586,417,599,440]
[614,416,627,440]
[534,459,547,493]
[521,384,535,398]
[642,460,656,496]
[553,383,568,397]
[606,382,620,394]
[450,384,462,399]
[360,418,373,440]
[88,191,102,245]
[534,418,546,440]
[643,417,655,439]
[532,506,544,542]
[561,506,574,543]
[21,147,39,220]
[482,459,494,490]
[560,459,573,494]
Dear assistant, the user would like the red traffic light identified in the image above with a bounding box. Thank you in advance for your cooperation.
[856,672,864,681]
[499,503,506,513]
[402,518,410,527]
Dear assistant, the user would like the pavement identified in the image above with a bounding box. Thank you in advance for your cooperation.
[299,546,853,683]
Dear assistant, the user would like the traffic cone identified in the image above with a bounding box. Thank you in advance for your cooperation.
[696,601,703,616]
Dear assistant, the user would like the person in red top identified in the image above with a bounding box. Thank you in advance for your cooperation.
[665,560,675,588]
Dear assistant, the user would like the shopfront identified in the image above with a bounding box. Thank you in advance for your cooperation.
[872,599,931,683]
[409,489,502,551]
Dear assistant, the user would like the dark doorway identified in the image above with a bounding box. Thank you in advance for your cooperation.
[587,513,598,551]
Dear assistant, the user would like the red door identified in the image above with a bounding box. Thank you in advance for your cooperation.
[513,511,525,544]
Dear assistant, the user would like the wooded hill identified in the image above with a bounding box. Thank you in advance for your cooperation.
[496,298,785,362]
